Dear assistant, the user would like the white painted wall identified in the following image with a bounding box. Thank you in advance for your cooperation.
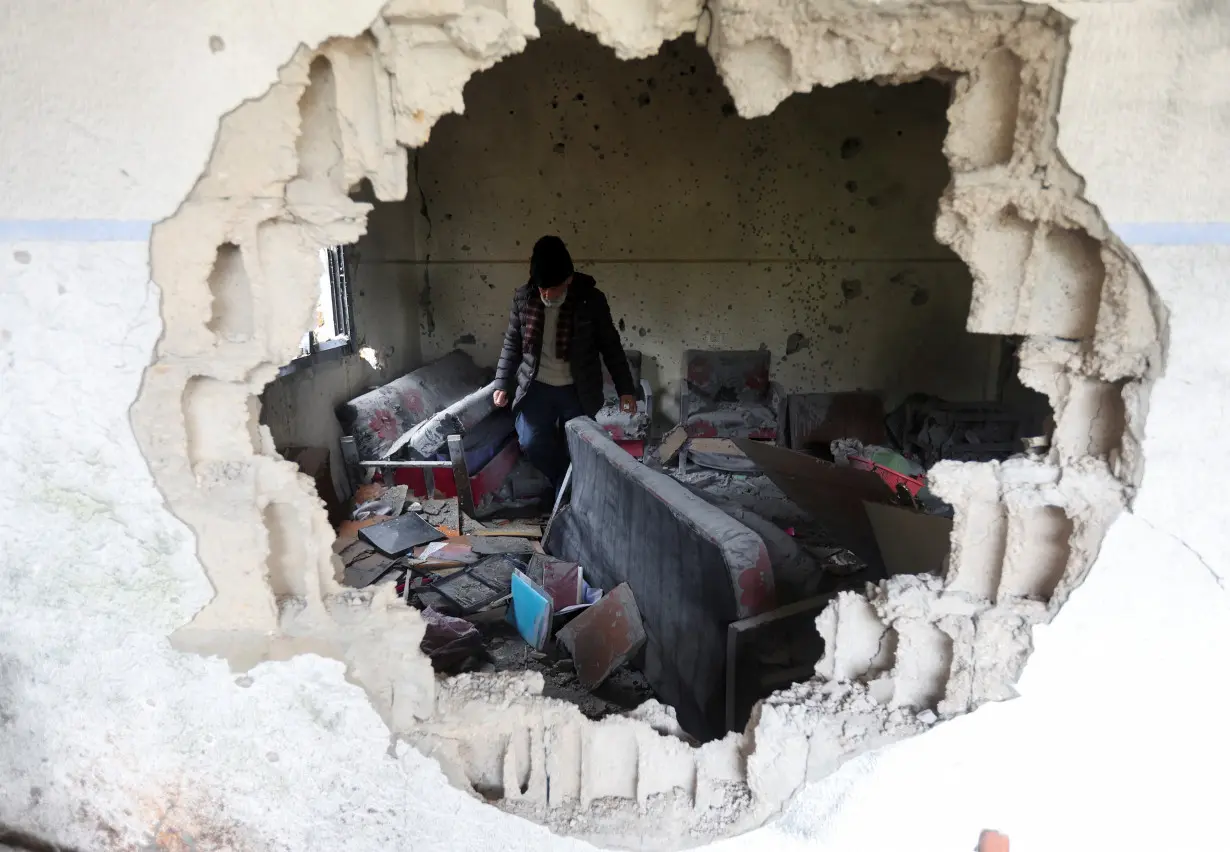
[414,20,998,417]
[0,2,1227,852]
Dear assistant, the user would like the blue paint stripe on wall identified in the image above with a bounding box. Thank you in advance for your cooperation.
[0,219,1228,246]
[1109,222,1230,246]
[0,219,154,242]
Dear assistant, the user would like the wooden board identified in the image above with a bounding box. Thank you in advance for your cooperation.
[687,437,745,456]
[734,439,892,574]
[658,425,688,464]
[472,525,543,539]
[863,501,952,577]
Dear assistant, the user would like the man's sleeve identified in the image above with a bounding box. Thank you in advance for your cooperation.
[494,297,522,393]
[594,292,636,398]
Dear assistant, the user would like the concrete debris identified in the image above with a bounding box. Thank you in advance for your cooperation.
[352,483,409,520]
[471,536,537,555]
[337,537,400,588]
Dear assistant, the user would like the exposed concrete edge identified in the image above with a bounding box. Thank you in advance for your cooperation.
[127,1,1164,848]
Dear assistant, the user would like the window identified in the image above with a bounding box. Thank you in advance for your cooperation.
[282,246,354,375]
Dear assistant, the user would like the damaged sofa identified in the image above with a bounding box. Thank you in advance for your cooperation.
[546,417,775,741]
[335,349,521,502]
[680,348,786,441]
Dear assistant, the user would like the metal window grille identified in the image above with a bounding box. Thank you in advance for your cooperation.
[325,245,354,342]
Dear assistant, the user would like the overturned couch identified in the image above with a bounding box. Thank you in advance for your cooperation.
[546,418,776,740]
[335,350,523,505]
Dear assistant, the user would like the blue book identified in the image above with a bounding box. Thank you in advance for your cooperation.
[510,569,552,650]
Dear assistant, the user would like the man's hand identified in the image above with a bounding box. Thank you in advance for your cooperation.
[493,389,509,407]
[619,395,637,414]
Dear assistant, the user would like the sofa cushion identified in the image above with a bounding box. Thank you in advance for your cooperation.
[546,418,774,740]
[685,403,778,440]
[336,350,491,461]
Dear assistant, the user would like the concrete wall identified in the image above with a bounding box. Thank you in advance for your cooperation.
[261,195,420,497]
[1,2,1229,852]
[415,23,998,417]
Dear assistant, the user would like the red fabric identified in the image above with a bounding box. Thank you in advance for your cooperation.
[520,286,576,362]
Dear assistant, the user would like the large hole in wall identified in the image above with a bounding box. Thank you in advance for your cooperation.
[262,15,1059,739]
[134,2,1161,847]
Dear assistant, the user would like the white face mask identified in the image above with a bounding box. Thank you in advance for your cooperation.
[539,274,571,307]
[540,286,567,307]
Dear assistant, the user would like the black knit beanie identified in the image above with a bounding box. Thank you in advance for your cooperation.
[530,235,574,289]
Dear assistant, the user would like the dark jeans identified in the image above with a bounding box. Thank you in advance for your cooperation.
[515,381,585,489]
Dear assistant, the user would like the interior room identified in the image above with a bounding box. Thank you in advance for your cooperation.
[259,10,1051,742]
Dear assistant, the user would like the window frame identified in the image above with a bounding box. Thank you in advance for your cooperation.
[277,245,356,378]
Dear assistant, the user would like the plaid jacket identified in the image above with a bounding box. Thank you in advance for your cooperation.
[495,273,636,418]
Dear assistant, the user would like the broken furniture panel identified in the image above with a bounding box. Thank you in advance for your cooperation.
[359,510,447,556]
[726,593,836,733]
[734,439,893,576]
[431,554,518,614]
[556,583,647,690]
[472,522,543,538]
[657,425,688,466]
[470,535,537,555]
[680,349,785,442]
[594,348,654,459]
[863,502,953,577]
[546,418,775,741]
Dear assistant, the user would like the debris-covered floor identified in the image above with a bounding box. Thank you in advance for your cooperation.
[335,488,661,721]
[330,386,1048,733]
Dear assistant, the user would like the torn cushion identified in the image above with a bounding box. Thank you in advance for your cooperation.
[594,402,651,441]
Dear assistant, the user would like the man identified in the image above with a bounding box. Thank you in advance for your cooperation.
[493,235,637,491]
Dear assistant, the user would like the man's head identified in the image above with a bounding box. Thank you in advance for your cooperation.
[530,235,573,306]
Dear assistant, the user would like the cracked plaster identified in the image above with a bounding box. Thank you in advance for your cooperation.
[2,1,1226,850]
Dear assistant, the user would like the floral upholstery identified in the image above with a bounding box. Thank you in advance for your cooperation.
[681,349,784,441]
